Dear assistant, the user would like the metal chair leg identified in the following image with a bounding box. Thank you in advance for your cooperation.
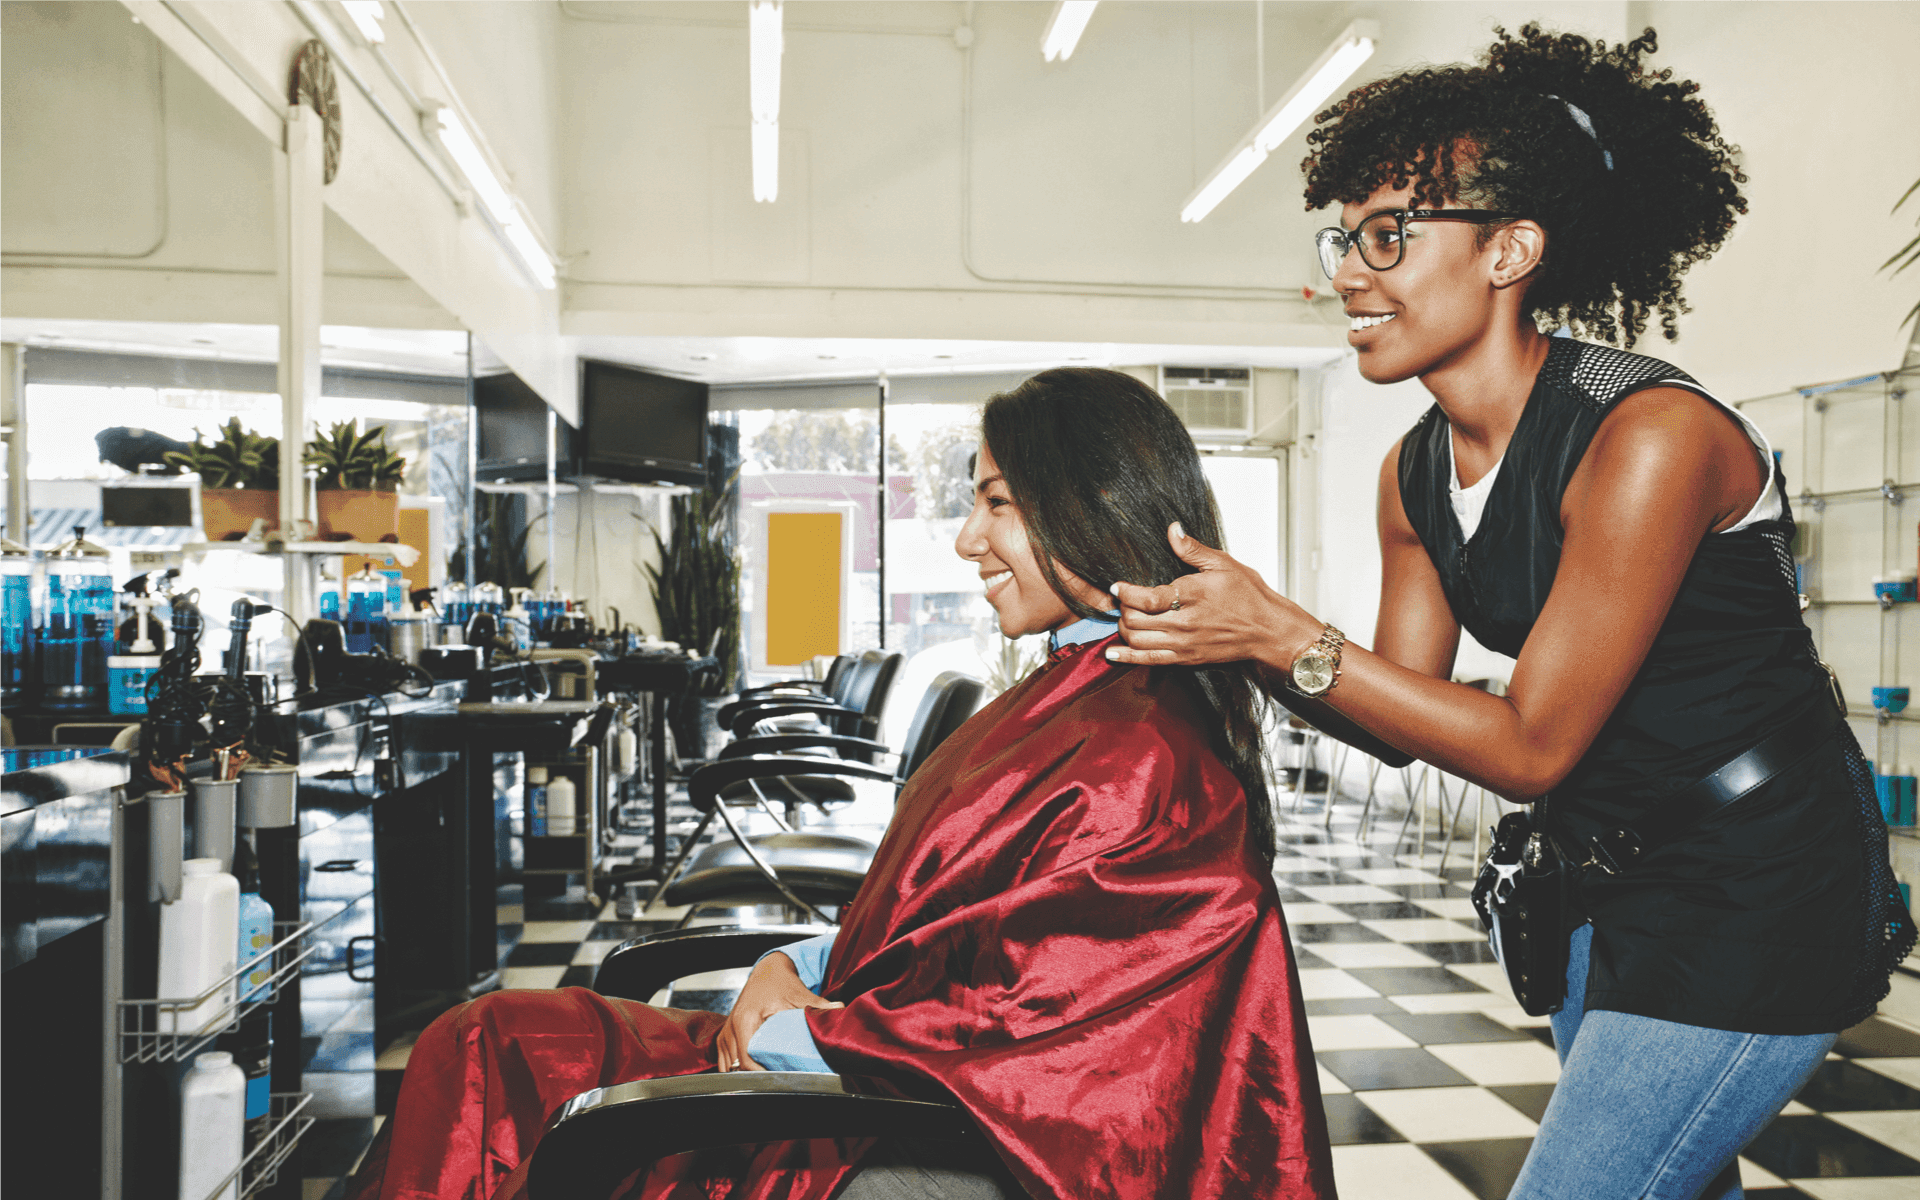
[1291,732,1321,815]
[644,807,716,912]
[1327,741,1351,819]
[1392,764,1428,857]
[1435,774,1472,871]
[1351,756,1384,839]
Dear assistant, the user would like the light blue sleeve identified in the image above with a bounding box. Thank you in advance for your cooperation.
[755,930,837,992]
[746,1006,833,1073]
[743,931,838,1073]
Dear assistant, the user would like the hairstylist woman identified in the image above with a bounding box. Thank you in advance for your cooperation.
[1108,25,1915,1200]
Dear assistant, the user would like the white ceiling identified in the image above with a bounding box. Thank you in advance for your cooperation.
[1,317,1346,385]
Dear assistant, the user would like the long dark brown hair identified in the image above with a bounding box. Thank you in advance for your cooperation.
[981,367,1278,862]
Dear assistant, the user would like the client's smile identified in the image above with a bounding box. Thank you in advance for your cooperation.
[983,570,1012,596]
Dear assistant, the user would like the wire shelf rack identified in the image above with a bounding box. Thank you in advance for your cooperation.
[117,921,316,1064]
[191,1091,315,1200]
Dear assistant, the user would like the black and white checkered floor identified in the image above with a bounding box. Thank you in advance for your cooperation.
[308,787,1920,1200]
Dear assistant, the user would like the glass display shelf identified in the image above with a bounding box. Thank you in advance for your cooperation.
[179,539,420,567]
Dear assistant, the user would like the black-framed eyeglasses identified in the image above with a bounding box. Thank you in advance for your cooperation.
[1315,209,1522,278]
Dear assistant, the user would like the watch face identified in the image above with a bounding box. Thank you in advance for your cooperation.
[1293,650,1335,695]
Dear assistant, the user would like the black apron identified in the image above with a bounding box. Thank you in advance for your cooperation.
[1397,337,1912,1034]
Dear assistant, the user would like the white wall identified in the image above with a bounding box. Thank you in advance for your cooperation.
[1645,1,1920,399]
[541,486,669,636]
[2,0,575,417]
[403,1,565,245]
[0,1,452,329]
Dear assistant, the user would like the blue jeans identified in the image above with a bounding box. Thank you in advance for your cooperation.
[1508,923,1837,1199]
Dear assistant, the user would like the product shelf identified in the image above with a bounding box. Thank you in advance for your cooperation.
[179,539,421,567]
[117,920,316,1064]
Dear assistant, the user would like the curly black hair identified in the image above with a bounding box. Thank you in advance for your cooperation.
[1302,24,1746,345]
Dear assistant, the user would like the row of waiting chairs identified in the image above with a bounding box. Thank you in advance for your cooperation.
[647,650,986,926]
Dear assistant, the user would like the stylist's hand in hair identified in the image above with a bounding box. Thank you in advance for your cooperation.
[1108,523,1316,669]
[715,951,843,1073]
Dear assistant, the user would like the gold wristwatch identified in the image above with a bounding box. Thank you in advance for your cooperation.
[1290,625,1346,697]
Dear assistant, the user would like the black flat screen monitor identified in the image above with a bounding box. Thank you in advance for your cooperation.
[578,360,708,487]
[101,484,195,527]
[474,370,574,483]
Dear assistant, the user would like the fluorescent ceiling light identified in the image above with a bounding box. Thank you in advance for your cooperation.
[1180,19,1378,223]
[432,108,555,289]
[1041,1,1098,62]
[340,0,386,44]
[434,108,514,223]
[749,0,783,202]
[500,215,557,290]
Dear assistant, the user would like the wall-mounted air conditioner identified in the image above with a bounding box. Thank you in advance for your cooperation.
[1158,367,1253,440]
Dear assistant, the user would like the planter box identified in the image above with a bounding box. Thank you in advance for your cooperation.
[200,488,279,542]
[317,489,399,543]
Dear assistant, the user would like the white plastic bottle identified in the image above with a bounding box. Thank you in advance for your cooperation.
[546,771,577,837]
[614,725,639,777]
[526,766,548,837]
[179,1050,246,1200]
[158,858,240,1034]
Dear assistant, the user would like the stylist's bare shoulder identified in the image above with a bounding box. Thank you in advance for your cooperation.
[1566,386,1761,535]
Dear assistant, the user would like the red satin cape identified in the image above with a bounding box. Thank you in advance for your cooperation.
[805,638,1333,1198]
[345,639,1331,1199]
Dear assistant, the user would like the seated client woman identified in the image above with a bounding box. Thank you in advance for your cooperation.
[347,367,1334,1200]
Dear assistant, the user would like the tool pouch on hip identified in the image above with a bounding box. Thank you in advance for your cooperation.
[1471,806,1572,1017]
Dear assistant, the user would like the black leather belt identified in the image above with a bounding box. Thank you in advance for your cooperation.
[1579,700,1846,875]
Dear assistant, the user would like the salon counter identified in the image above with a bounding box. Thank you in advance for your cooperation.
[1,746,126,973]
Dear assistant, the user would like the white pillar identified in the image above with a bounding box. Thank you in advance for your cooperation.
[1,342,25,544]
[276,104,324,617]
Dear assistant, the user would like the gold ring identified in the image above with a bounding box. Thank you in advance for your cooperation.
[1169,585,1183,612]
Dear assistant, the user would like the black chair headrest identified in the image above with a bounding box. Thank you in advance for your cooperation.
[897,672,986,781]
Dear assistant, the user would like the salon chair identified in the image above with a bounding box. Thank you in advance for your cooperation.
[525,925,995,1200]
[721,655,854,716]
[649,672,985,924]
[720,650,903,746]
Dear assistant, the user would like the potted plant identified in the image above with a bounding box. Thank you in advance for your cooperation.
[165,417,280,541]
[644,427,744,760]
[303,420,407,542]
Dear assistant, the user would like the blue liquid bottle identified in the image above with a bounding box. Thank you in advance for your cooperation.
[440,580,470,630]
[40,527,114,711]
[345,567,387,655]
[472,581,504,619]
[1,538,36,708]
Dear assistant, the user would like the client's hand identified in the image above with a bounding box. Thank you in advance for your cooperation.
[715,950,843,1072]
[1107,523,1318,672]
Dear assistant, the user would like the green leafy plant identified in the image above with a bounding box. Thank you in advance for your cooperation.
[644,469,744,699]
[448,491,544,591]
[1885,176,1920,334]
[302,420,407,490]
[163,417,280,490]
